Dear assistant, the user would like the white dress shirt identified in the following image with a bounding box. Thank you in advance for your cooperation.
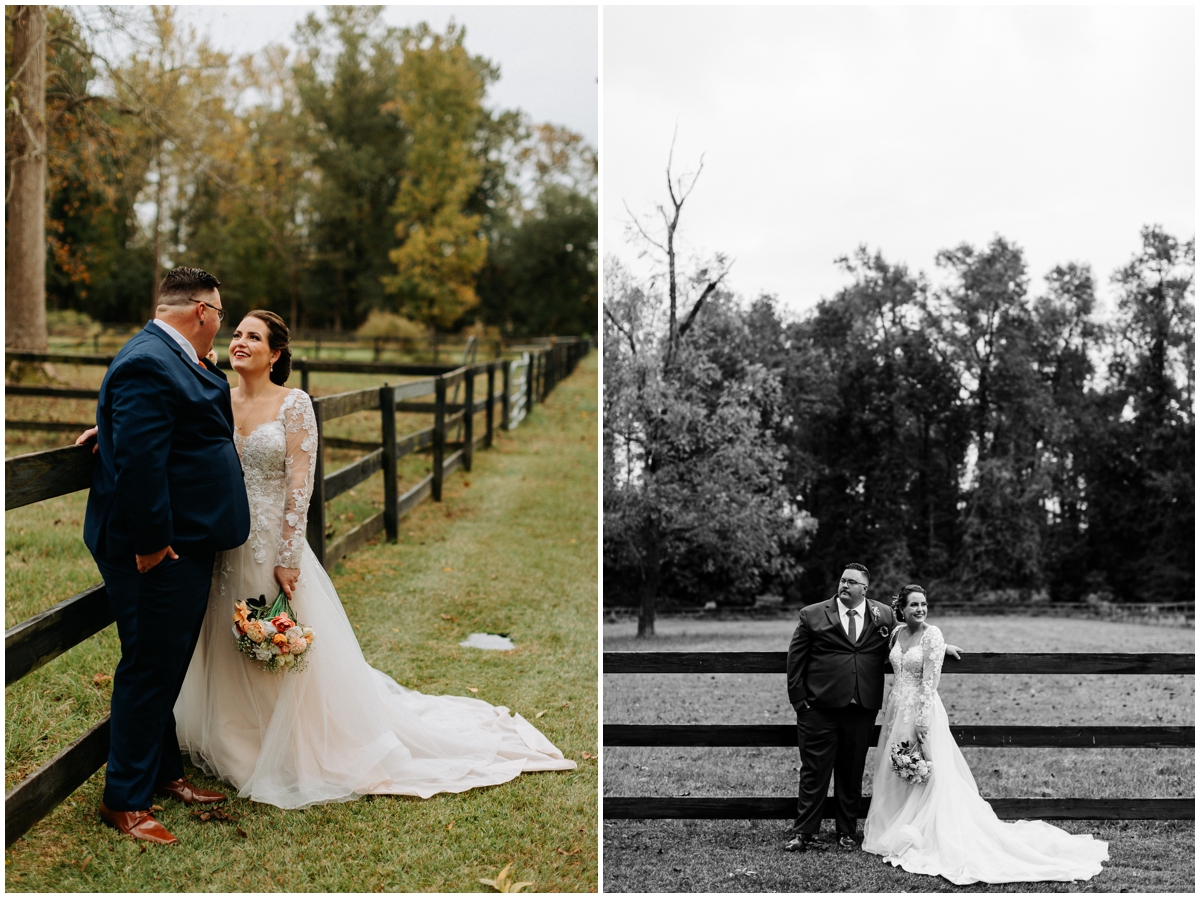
[152,318,201,366]
[836,596,867,644]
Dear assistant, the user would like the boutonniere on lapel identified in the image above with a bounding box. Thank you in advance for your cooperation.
[868,602,888,639]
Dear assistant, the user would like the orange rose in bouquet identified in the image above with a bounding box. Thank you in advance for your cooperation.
[232,590,313,673]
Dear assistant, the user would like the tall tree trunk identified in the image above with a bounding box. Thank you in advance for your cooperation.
[636,519,661,638]
[5,6,48,351]
[150,142,165,318]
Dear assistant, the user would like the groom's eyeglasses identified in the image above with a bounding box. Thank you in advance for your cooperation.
[839,578,865,587]
[189,298,226,322]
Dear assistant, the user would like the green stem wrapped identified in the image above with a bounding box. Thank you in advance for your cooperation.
[265,589,295,621]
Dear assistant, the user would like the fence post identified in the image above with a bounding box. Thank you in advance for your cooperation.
[306,399,327,566]
[380,383,398,542]
[300,362,310,395]
[463,367,474,473]
[501,359,511,431]
[485,362,495,449]
[373,337,381,362]
[432,375,446,501]
[527,351,536,413]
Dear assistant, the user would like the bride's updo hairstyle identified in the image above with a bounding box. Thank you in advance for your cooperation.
[891,584,928,623]
[246,309,292,385]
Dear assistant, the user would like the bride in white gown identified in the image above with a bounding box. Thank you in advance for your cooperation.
[862,585,1108,885]
[175,311,575,809]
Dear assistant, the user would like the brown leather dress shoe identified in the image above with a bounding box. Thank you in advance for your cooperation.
[156,777,226,805]
[98,804,178,845]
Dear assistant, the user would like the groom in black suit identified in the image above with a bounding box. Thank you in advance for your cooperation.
[84,268,251,844]
[784,563,892,851]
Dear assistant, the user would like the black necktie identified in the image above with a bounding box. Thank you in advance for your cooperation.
[847,609,860,704]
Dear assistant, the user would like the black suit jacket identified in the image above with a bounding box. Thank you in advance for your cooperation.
[786,597,896,712]
[84,323,251,558]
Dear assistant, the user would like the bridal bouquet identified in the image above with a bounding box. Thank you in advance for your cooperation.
[233,590,314,673]
[890,740,932,785]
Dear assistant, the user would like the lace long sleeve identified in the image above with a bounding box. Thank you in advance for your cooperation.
[916,626,946,729]
[277,391,318,569]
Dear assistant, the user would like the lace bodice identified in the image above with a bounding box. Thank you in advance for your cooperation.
[887,625,946,729]
[232,389,317,570]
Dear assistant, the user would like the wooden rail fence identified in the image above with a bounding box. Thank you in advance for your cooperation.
[603,651,1194,821]
[3,340,589,846]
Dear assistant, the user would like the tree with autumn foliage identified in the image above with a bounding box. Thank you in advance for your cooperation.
[383,22,492,330]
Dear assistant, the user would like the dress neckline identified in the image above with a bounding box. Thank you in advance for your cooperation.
[234,388,301,441]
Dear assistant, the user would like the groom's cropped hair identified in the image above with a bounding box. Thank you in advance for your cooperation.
[158,267,221,309]
[844,562,870,583]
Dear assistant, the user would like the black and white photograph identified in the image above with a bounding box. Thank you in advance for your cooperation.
[602,5,1194,892]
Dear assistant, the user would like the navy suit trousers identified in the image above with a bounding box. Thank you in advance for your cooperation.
[94,550,214,811]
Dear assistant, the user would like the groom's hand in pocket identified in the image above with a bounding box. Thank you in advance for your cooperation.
[137,545,178,573]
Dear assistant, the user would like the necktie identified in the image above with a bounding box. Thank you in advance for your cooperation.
[847,609,860,704]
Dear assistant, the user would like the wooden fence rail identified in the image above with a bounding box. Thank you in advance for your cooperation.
[3,341,588,846]
[603,651,1194,822]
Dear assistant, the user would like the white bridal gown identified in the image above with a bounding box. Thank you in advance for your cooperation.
[175,389,575,809]
[862,625,1108,885]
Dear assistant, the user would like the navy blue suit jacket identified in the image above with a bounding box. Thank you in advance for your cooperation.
[84,323,251,559]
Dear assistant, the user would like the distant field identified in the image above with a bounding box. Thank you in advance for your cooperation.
[603,616,1195,892]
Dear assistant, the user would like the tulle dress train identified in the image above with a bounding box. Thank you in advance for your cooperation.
[862,625,1108,885]
[174,389,575,809]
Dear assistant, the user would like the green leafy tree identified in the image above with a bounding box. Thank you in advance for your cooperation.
[293,6,406,330]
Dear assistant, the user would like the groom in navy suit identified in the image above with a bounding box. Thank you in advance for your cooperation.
[84,267,251,844]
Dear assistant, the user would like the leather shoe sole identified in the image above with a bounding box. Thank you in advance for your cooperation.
[156,777,226,805]
[98,803,177,845]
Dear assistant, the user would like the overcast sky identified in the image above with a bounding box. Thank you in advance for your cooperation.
[603,5,1195,319]
[170,4,598,147]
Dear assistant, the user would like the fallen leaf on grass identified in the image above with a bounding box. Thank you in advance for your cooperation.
[555,847,582,856]
[479,862,534,893]
[581,752,596,760]
[443,567,453,572]
[467,687,479,693]
[80,856,91,871]
[191,807,240,825]
[446,821,455,831]
[236,826,248,839]
[535,710,547,718]
[440,614,457,621]
[560,701,570,708]
[92,673,113,686]
[150,805,164,812]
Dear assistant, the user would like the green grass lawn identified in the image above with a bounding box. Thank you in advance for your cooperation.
[4,354,597,892]
[602,616,1194,892]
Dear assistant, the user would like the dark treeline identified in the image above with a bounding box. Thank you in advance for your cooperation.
[604,227,1194,618]
[9,6,596,340]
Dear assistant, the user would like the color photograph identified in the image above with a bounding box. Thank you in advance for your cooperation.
[5,4,597,891]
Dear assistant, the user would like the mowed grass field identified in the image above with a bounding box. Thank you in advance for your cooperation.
[4,354,597,892]
[603,616,1194,892]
